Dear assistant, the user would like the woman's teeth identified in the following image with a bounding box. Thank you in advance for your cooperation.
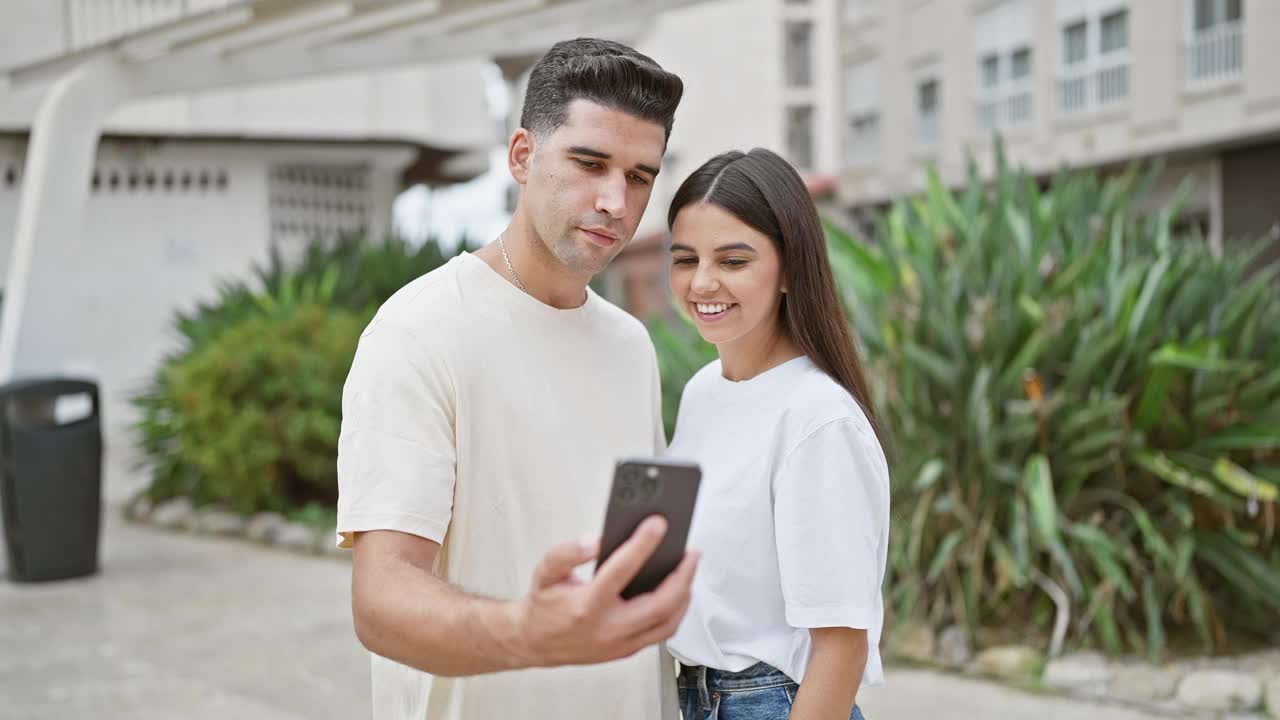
[696,303,732,315]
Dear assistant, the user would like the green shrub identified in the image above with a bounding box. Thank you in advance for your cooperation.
[158,303,370,513]
[133,236,468,512]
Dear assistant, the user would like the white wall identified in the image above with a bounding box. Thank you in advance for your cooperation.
[811,0,842,177]
[0,137,411,501]
[636,0,785,239]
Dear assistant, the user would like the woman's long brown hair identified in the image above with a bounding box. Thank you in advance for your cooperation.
[668,148,885,446]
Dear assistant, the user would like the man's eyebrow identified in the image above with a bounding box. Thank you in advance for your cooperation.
[567,146,660,177]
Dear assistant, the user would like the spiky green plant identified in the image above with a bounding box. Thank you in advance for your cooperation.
[828,153,1280,659]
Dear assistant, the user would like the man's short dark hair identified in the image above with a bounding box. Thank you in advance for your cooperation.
[520,38,683,141]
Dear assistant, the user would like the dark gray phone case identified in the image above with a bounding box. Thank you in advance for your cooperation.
[596,458,701,599]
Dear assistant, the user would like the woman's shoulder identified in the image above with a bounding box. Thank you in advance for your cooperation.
[785,361,878,444]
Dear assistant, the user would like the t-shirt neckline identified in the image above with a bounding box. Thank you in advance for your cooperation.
[704,355,813,404]
[458,251,598,322]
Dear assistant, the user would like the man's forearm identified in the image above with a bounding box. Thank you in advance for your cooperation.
[353,551,534,677]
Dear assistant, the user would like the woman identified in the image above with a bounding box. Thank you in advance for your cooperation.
[664,148,890,720]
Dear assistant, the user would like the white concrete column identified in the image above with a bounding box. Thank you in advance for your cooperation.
[1209,154,1224,258]
[367,147,418,245]
[0,57,137,381]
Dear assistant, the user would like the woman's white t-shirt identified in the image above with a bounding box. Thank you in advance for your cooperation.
[665,356,890,687]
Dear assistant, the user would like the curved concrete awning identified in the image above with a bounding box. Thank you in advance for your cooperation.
[0,0,704,380]
[3,0,683,95]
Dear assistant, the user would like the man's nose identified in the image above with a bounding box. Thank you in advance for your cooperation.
[594,174,627,219]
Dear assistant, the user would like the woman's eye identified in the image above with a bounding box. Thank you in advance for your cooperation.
[722,259,748,268]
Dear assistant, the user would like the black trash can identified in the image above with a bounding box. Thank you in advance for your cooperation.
[0,378,102,582]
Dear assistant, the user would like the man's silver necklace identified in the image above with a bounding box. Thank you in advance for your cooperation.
[498,233,528,295]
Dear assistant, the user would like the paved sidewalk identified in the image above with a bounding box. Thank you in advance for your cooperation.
[1,512,1176,719]
[857,669,1176,720]
[1,513,367,720]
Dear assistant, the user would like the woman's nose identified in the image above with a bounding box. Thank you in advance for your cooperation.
[691,264,719,293]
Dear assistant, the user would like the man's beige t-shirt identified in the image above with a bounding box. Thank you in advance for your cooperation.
[336,252,670,720]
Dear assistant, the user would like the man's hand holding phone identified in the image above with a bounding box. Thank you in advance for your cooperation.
[506,516,700,667]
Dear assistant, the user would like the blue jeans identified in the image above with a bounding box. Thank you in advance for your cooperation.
[677,662,867,720]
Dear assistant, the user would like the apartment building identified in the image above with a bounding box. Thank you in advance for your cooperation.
[836,0,1280,258]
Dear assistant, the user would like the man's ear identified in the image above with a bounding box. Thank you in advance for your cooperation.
[508,128,535,185]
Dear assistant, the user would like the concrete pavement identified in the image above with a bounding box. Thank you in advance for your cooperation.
[1,512,1179,719]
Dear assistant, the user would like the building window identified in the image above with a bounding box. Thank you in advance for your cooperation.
[843,59,881,168]
[981,54,1001,90]
[786,105,815,170]
[1010,47,1032,81]
[977,47,1033,131]
[1193,0,1241,30]
[1100,9,1128,53]
[1187,0,1243,85]
[916,77,940,149]
[1064,20,1088,65]
[784,21,813,87]
[1059,8,1130,116]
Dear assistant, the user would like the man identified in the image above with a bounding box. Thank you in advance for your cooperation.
[336,38,694,720]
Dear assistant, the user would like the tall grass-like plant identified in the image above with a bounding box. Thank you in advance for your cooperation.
[828,153,1280,659]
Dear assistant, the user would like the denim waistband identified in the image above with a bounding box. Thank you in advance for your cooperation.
[676,661,795,692]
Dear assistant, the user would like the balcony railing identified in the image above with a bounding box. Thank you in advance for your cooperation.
[978,85,1032,132]
[916,110,938,148]
[1059,57,1129,115]
[1186,21,1243,86]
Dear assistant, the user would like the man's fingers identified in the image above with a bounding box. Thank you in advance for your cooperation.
[612,549,699,630]
[591,515,668,600]
[620,554,698,653]
[534,535,599,588]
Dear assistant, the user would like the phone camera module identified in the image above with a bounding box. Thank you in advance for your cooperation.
[615,465,661,505]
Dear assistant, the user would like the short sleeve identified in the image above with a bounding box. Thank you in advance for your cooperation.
[774,418,889,629]
[335,315,456,548]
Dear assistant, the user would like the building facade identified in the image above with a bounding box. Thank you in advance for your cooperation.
[835,0,1280,257]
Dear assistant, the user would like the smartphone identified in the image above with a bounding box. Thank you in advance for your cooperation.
[596,458,701,600]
